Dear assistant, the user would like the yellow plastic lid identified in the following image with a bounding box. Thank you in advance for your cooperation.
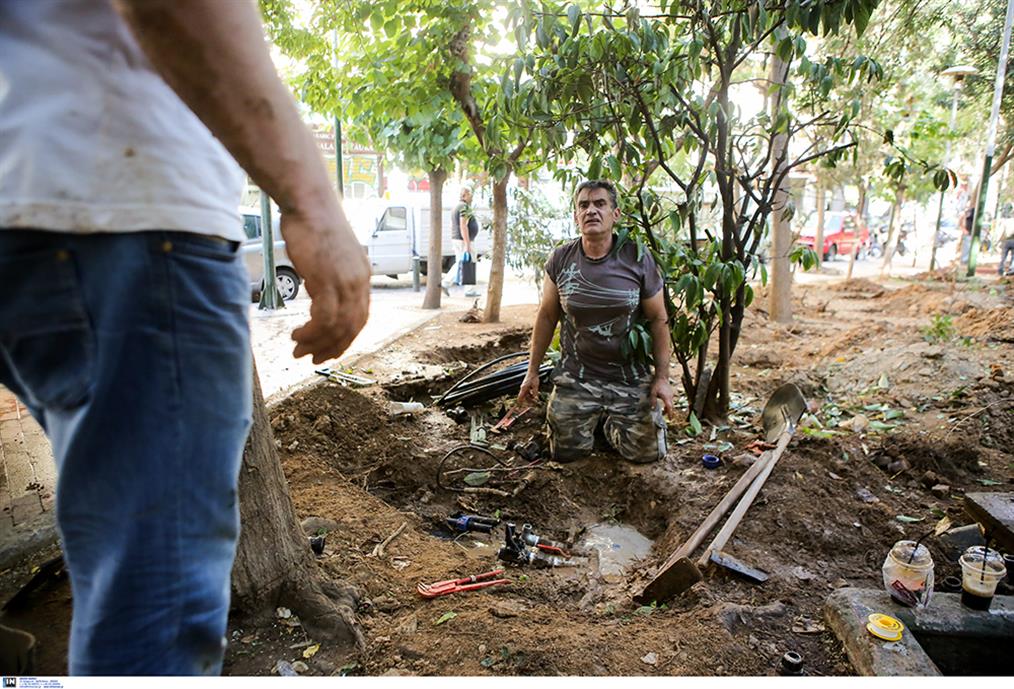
[866,613,904,641]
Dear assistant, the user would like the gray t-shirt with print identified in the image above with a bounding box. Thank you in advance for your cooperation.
[545,235,663,385]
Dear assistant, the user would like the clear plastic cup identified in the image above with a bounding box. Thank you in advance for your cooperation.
[958,547,1007,611]
[882,540,934,608]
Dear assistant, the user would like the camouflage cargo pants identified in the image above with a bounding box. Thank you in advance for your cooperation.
[546,371,667,463]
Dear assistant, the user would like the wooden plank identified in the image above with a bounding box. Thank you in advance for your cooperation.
[964,492,1014,553]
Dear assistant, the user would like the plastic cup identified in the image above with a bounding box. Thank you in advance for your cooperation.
[958,548,1007,611]
[882,540,934,608]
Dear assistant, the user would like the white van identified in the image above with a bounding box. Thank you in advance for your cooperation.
[362,202,491,278]
[239,208,301,301]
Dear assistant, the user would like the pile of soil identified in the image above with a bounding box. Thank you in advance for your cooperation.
[4,284,1012,677]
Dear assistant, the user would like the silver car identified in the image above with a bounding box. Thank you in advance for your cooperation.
[240,209,301,301]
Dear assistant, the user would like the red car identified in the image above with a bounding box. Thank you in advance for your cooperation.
[797,211,870,261]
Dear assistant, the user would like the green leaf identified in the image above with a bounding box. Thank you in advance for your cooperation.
[567,4,581,33]
[687,412,703,437]
[896,515,925,524]
[867,421,896,432]
[464,471,490,486]
[977,478,1002,486]
[434,611,458,626]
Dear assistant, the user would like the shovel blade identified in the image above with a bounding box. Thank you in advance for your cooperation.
[709,550,769,583]
[761,383,807,443]
[633,558,703,605]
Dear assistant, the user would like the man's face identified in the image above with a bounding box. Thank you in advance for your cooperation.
[574,187,620,237]
[462,189,473,205]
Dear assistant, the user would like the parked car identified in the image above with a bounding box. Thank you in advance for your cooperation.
[239,208,302,301]
[796,211,869,261]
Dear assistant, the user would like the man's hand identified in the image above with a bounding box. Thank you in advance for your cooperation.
[283,205,370,364]
[517,372,541,408]
[649,377,676,420]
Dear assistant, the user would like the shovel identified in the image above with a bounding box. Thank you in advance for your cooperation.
[697,383,807,580]
[633,383,806,604]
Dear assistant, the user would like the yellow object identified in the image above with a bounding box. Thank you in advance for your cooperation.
[866,613,904,641]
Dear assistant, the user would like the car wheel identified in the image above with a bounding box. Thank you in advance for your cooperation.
[275,267,300,301]
[827,244,838,262]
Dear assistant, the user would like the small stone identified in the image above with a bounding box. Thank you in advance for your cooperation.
[931,484,950,498]
[287,440,299,452]
[886,459,910,474]
[856,487,879,504]
[920,470,940,488]
[478,644,487,654]
[792,566,817,581]
[641,652,658,666]
[733,453,759,467]
[831,578,850,589]
[848,414,870,432]
[373,595,401,612]
[291,661,309,673]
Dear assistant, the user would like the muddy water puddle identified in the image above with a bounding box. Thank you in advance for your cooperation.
[579,523,654,576]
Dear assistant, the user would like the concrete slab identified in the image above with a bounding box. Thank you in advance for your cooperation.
[825,587,1014,676]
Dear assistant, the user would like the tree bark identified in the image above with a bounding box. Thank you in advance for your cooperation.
[814,182,826,270]
[422,168,447,309]
[846,181,866,281]
[878,187,905,278]
[767,51,793,324]
[232,359,363,649]
[483,175,510,323]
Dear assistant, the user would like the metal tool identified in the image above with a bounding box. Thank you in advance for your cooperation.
[314,367,375,387]
[446,514,500,534]
[416,569,510,598]
[634,384,806,603]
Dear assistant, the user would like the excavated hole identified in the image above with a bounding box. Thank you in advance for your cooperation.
[271,336,676,606]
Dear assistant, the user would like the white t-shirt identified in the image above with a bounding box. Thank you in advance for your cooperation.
[0,0,246,241]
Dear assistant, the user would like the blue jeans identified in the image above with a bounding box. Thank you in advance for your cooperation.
[1000,239,1014,275]
[0,230,252,675]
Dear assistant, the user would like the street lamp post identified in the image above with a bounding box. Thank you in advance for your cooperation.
[929,66,977,272]
[967,0,1014,277]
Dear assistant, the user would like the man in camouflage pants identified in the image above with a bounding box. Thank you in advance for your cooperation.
[517,180,675,463]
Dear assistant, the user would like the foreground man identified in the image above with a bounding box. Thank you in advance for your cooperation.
[0,0,369,675]
[517,180,674,463]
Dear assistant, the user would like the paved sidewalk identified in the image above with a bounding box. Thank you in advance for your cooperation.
[0,391,56,569]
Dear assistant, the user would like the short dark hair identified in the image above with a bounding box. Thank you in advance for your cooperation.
[574,180,618,209]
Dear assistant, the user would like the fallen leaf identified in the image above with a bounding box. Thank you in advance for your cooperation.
[977,478,1002,486]
[464,471,490,486]
[828,472,842,481]
[877,373,890,390]
[434,611,457,626]
[896,514,925,523]
[303,643,320,659]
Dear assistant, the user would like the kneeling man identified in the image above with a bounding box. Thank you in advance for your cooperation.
[517,180,674,463]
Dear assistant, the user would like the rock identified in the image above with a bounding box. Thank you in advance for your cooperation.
[287,440,299,452]
[641,652,658,666]
[714,601,787,635]
[301,517,340,535]
[291,661,309,673]
[733,453,760,467]
[489,601,528,618]
[312,415,333,433]
[849,414,870,432]
[317,660,336,674]
[381,669,413,677]
[274,660,297,677]
[856,487,879,504]
[396,614,418,635]
[478,644,487,654]
[872,455,891,470]
[886,459,910,474]
[920,471,940,488]
[930,484,950,498]
[373,595,401,613]
[792,566,817,581]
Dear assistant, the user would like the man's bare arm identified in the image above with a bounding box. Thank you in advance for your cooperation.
[113,0,369,363]
[642,290,675,419]
[517,275,561,407]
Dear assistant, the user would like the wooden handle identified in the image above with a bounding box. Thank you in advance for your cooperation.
[654,446,777,573]
[696,428,793,567]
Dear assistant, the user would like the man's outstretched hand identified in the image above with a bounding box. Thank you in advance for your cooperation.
[649,377,676,421]
[283,206,371,364]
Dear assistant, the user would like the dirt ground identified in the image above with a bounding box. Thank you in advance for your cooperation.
[2,275,1012,676]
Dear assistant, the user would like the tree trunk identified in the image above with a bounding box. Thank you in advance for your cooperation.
[232,359,363,649]
[814,182,826,270]
[879,187,905,278]
[422,168,447,309]
[846,181,866,281]
[483,174,510,323]
[768,51,793,324]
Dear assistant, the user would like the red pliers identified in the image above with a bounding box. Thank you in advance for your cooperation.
[417,569,510,598]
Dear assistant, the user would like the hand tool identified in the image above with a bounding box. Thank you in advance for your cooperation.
[633,383,805,603]
[416,569,510,598]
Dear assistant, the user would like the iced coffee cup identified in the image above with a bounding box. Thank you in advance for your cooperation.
[958,547,1007,611]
